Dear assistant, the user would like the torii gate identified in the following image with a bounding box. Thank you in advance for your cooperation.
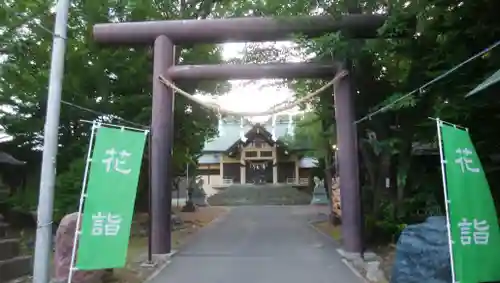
[92,14,386,255]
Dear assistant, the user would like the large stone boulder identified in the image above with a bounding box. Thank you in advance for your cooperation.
[391,216,451,283]
[53,212,106,283]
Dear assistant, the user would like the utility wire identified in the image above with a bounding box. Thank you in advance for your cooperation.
[60,101,148,128]
[0,99,147,129]
[1,5,147,129]
[355,39,500,124]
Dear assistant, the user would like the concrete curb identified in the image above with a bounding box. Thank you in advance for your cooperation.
[143,208,230,283]
[143,251,178,283]
[341,258,370,283]
[307,220,369,283]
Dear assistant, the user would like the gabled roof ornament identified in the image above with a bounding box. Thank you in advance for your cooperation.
[271,115,277,141]
[239,117,247,142]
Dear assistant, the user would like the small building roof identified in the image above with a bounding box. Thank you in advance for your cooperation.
[198,153,221,164]
[199,116,308,164]
[198,114,320,166]
[203,122,293,152]
[0,151,25,165]
[466,68,500,97]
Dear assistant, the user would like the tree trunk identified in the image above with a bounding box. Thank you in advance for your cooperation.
[395,139,412,219]
[320,113,334,222]
[359,140,377,212]
[372,151,391,218]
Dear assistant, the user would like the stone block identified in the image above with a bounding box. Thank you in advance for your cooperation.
[192,197,208,207]
[337,248,363,261]
[0,256,32,283]
[53,212,105,283]
[391,216,451,283]
[171,214,183,226]
[0,223,7,238]
[363,251,378,261]
[0,239,21,261]
[366,261,385,282]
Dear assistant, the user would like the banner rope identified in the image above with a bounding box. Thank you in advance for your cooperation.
[61,101,148,128]
[4,6,499,125]
[355,39,500,124]
[0,102,146,130]
[158,70,348,117]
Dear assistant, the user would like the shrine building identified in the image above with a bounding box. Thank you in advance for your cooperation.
[197,115,317,187]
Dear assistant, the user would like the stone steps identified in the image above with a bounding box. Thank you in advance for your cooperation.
[0,188,9,197]
[0,215,33,283]
[0,256,32,283]
[0,239,21,261]
[0,223,7,238]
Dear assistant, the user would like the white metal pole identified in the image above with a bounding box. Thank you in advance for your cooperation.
[218,113,223,136]
[186,163,189,206]
[240,117,247,142]
[436,118,457,283]
[67,123,99,283]
[33,0,70,282]
[271,115,277,141]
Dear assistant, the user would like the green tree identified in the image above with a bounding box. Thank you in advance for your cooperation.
[3,0,500,243]
[228,0,500,241]
[0,0,232,217]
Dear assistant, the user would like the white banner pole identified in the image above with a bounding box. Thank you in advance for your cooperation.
[435,118,457,283]
[67,122,100,283]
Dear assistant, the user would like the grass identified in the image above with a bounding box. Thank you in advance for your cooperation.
[313,221,342,241]
[312,220,396,282]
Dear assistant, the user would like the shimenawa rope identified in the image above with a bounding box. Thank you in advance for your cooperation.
[158,70,348,117]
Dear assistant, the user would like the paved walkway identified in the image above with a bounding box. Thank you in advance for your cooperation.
[150,206,363,283]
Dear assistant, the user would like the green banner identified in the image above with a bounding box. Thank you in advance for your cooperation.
[439,122,500,283]
[76,126,147,270]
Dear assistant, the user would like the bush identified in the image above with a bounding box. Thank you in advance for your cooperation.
[53,158,86,222]
[364,214,407,245]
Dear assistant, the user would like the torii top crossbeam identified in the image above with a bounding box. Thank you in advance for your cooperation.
[93,14,387,44]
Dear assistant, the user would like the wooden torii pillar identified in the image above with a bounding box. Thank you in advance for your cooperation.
[92,14,387,255]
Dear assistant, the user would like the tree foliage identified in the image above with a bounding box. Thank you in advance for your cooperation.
[237,0,500,242]
[2,0,500,245]
[289,112,334,159]
[0,0,234,217]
